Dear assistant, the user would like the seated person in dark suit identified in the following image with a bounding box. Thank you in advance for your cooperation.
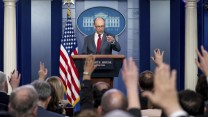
[0,70,20,111]
[82,17,121,54]
[31,80,64,117]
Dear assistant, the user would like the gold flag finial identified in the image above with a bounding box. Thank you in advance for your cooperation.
[64,0,75,5]
[64,0,75,16]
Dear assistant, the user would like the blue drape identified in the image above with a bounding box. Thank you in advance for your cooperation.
[51,0,62,76]
[17,0,31,85]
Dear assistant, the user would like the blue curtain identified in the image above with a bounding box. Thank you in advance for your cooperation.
[170,0,185,90]
[17,0,31,85]
[51,0,62,76]
[139,0,150,72]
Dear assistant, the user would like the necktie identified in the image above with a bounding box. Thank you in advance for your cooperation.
[97,34,101,53]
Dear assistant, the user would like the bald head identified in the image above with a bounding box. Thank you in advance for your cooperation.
[101,89,128,114]
[94,17,105,24]
[9,85,38,117]
[94,17,105,34]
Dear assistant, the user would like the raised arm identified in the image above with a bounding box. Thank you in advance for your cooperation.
[38,62,48,81]
[151,48,164,66]
[122,58,141,117]
[80,55,97,110]
[195,46,208,79]
[106,35,121,52]
[9,70,21,90]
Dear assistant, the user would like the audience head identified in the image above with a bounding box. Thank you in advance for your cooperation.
[179,89,204,116]
[139,71,157,109]
[94,17,105,34]
[93,82,110,108]
[31,80,51,108]
[142,64,182,117]
[9,85,38,117]
[139,70,154,91]
[46,76,64,101]
[99,89,128,115]
[0,71,8,93]
[46,83,63,114]
[93,82,110,91]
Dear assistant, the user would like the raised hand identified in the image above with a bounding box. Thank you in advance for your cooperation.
[195,46,208,77]
[151,48,164,66]
[122,58,140,110]
[38,62,48,81]
[106,35,115,43]
[9,70,21,90]
[83,55,97,80]
[122,58,139,89]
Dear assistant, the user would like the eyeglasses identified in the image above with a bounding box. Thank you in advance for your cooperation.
[95,25,105,28]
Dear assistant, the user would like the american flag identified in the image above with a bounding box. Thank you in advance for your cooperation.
[59,8,80,106]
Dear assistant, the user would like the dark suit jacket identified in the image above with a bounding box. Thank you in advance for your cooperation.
[82,32,121,54]
[0,103,8,111]
[0,92,9,111]
[80,80,94,110]
[0,92,9,105]
[37,106,64,117]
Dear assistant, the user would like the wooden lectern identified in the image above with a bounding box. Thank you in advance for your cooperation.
[72,55,125,87]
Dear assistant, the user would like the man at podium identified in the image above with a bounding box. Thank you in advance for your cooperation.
[82,17,121,54]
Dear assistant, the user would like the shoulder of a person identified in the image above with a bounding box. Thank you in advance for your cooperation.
[85,33,95,39]
[37,107,64,117]
[47,110,65,117]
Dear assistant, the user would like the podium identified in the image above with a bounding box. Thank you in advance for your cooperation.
[72,55,125,87]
